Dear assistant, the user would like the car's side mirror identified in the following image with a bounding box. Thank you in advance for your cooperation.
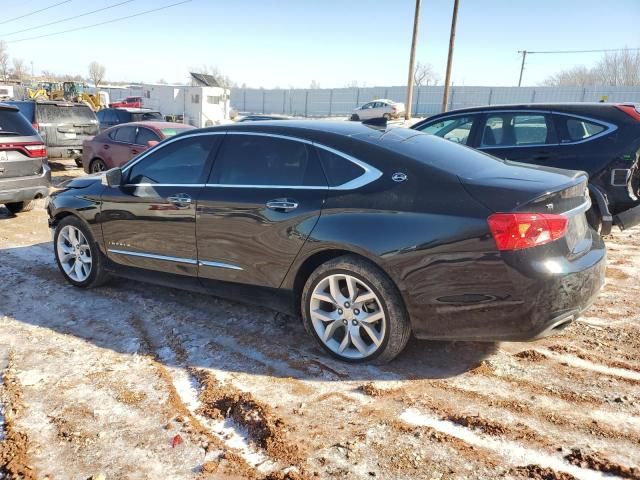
[147,140,159,148]
[101,167,123,187]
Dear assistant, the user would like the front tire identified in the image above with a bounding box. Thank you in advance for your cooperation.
[350,114,360,121]
[74,158,83,168]
[301,255,411,364]
[54,216,109,288]
[5,200,35,214]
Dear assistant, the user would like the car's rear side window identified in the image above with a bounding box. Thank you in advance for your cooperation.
[0,109,37,136]
[555,115,607,143]
[114,126,137,143]
[316,148,364,187]
[210,134,326,187]
[418,116,476,145]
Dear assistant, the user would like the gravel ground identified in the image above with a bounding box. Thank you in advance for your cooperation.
[0,159,638,479]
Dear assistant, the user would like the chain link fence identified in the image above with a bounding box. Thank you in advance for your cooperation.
[230,85,640,118]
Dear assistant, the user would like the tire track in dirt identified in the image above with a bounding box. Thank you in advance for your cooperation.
[0,350,37,480]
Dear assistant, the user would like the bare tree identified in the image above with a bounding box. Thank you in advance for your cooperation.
[542,49,640,87]
[345,80,359,88]
[309,80,320,89]
[414,62,439,86]
[88,61,106,89]
[0,41,9,82]
[12,58,28,83]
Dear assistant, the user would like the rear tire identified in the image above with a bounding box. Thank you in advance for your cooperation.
[586,203,603,234]
[5,200,35,214]
[301,255,411,364]
[74,158,83,168]
[383,113,391,121]
[350,114,360,121]
[53,216,110,288]
[89,158,106,174]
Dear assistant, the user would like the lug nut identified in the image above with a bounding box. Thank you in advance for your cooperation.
[354,309,360,315]
[342,319,348,325]
[338,308,343,315]
[344,302,351,308]
[352,320,358,326]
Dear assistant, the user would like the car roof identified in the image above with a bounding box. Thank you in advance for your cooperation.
[110,107,160,113]
[422,102,633,118]
[6,99,79,107]
[104,121,193,131]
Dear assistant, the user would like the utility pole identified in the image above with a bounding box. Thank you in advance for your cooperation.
[441,0,459,113]
[404,0,421,120]
[517,50,527,86]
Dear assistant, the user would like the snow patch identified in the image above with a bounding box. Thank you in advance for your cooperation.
[400,409,615,480]
[535,347,640,381]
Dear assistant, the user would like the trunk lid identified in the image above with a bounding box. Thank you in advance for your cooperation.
[459,161,591,253]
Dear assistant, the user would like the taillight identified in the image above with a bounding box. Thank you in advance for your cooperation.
[24,143,47,157]
[615,104,640,121]
[487,213,568,251]
[0,142,47,158]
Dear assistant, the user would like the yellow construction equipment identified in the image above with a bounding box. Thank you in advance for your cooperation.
[50,82,103,111]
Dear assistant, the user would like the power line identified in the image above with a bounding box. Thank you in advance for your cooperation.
[0,1,72,26]
[9,0,192,43]
[1,0,137,37]
[519,47,640,55]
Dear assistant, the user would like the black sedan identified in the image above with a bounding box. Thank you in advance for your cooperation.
[47,121,606,363]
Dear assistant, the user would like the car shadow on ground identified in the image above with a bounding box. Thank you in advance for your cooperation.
[1,242,499,382]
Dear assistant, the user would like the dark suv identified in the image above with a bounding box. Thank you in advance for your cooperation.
[96,108,164,131]
[0,103,50,213]
[412,103,640,234]
[8,100,99,167]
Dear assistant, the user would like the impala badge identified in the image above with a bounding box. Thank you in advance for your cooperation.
[392,172,407,183]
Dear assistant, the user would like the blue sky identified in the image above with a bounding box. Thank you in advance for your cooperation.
[2,0,639,87]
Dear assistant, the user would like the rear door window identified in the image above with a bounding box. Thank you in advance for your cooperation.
[0,109,37,136]
[554,115,607,143]
[210,134,326,187]
[418,116,477,145]
[480,113,554,147]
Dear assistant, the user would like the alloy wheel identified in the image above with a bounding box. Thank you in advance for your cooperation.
[56,225,92,282]
[91,160,106,173]
[309,273,386,359]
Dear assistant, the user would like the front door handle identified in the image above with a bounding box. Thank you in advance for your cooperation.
[266,199,298,212]
[533,151,552,161]
[168,193,192,208]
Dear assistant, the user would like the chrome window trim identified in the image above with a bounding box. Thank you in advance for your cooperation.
[107,249,197,265]
[610,168,631,186]
[120,129,382,192]
[198,260,243,271]
[122,183,206,188]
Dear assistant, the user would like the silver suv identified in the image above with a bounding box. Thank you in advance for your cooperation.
[0,103,50,214]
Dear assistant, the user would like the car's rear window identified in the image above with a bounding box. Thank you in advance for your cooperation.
[37,104,97,124]
[0,109,37,136]
[131,112,163,122]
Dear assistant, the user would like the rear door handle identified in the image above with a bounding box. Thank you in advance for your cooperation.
[533,151,552,161]
[266,199,298,212]
[168,193,192,208]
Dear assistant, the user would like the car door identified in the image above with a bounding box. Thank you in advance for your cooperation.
[132,126,160,156]
[106,126,138,167]
[359,102,375,120]
[196,132,328,288]
[476,111,558,165]
[100,133,220,276]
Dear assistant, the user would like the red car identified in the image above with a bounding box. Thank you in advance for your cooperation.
[82,121,195,174]
[109,96,144,108]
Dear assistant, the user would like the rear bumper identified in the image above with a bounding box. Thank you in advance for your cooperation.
[0,165,51,204]
[409,234,606,342]
[614,202,640,230]
[48,146,82,159]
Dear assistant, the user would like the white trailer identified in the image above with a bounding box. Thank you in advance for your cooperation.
[141,84,231,127]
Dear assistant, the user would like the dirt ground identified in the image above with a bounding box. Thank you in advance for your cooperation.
[0,159,638,479]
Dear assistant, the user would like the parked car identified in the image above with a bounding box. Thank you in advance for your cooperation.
[7,100,99,167]
[412,103,640,234]
[351,99,405,121]
[82,121,195,173]
[109,96,143,108]
[49,121,605,363]
[0,103,50,213]
[236,114,293,122]
[96,108,164,131]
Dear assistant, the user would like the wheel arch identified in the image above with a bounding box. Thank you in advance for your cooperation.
[287,246,402,317]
